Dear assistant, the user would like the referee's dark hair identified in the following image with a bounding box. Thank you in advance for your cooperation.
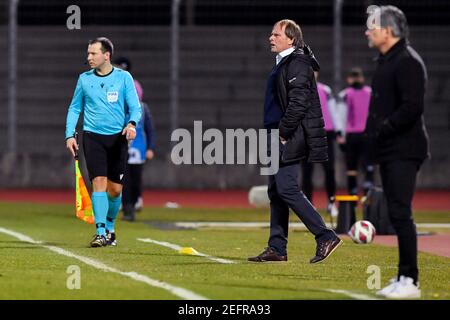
[88,37,114,58]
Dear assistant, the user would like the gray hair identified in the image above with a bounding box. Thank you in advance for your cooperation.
[379,6,409,39]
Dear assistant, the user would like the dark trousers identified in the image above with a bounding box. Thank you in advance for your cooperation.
[380,160,421,283]
[268,162,336,256]
[302,131,336,203]
[345,133,374,195]
[122,163,143,216]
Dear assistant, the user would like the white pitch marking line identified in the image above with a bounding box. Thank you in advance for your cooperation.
[326,289,380,300]
[174,222,450,229]
[174,222,332,229]
[416,223,450,228]
[0,227,207,300]
[137,238,236,264]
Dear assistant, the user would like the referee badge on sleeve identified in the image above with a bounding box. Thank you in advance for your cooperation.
[107,91,119,103]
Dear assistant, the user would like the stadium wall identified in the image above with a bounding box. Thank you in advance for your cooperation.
[0,26,448,189]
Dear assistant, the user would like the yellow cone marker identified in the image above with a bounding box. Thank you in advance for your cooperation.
[179,247,199,256]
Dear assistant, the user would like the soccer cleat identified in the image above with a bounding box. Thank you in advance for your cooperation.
[327,201,338,218]
[382,276,421,299]
[376,277,399,296]
[90,234,107,247]
[106,230,117,246]
[310,236,343,264]
[135,197,143,212]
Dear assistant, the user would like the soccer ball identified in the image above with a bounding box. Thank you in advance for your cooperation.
[348,220,376,244]
[248,185,269,208]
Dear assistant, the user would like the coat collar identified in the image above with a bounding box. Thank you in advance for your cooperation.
[276,47,295,65]
[276,46,320,71]
[377,38,407,62]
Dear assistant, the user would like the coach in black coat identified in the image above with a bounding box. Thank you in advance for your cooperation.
[248,19,342,264]
[365,38,429,163]
[275,45,328,164]
[365,6,429,299]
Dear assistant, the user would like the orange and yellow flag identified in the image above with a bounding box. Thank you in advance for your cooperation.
[75,159,94,224]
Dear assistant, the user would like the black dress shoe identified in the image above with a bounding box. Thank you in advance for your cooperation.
[248,247,287,262]
[310,237,343,264]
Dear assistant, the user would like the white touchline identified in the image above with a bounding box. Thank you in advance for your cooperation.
[416,223,450,228]
[0,227,207,300]
[174,222,332,229]
[137,238,236,264]
[326,289,380,300]
[174,222,450,229]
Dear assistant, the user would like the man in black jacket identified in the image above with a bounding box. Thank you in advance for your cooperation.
[248,19,342,264]
[365,6,429,299]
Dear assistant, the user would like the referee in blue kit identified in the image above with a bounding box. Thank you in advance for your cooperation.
[65,37,142,247]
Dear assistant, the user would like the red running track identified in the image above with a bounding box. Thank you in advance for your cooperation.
[0,189,448,211]
[342,234,450,258]
[373,234,450,258]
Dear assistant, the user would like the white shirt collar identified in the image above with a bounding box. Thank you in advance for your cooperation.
[276,47,295,65]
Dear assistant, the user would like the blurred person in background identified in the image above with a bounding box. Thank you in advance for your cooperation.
[337,67,374,196]
[113,57,156,222]
[301,71,342,218]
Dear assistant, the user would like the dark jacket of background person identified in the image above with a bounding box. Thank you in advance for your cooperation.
[275,46,328,164]
[365,38,430,163]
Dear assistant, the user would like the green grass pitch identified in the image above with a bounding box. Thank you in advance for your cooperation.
[0,201,448,300]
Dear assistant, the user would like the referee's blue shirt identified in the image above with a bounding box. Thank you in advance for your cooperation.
[65,67,142,139]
